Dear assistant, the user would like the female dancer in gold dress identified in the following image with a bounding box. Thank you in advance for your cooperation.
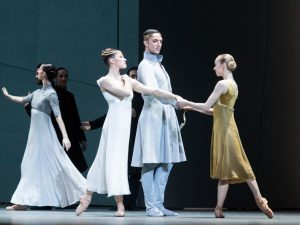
[176,54,273,219]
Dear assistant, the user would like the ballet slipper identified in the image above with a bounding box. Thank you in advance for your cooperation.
[75,194,92,216]
[255,197,274,219]
[114,204,125,217]
[6,204,27,211]
[114,211,125,217]
[214,206,225,218]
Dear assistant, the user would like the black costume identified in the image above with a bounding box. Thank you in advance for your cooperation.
[52,86,88,172]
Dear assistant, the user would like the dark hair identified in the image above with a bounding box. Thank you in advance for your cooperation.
[127,66,138,75]
[56,67,69,75]
[41,64,57,81]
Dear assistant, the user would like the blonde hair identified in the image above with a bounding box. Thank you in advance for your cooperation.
[216,54,237,72]
[101,48,119,58]
[101,48,120,66]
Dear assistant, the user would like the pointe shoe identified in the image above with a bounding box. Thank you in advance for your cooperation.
[75,194,92,216]
[114,211,125,217]
[214,206,225,218]
[255,197,274,219]
[6,204,27,211]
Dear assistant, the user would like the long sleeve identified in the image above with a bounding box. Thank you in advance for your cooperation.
[89,114,107,130]
[69,94,87,142]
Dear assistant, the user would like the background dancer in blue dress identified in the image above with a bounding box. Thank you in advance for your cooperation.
[2,64,86,210]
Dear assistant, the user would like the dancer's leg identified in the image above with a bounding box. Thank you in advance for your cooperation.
[75,190,93,216]
[141,164,163,217]
[246,178,273,218]
[114,195,125,217]
[154,163,177,216]
[215,179,229,218]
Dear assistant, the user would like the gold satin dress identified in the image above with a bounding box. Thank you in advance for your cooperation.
[210,83,255,184]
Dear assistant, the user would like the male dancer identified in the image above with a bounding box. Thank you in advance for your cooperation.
[131,29,186,217]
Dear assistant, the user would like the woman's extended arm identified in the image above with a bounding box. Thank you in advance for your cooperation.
[181,106,213,115]
[177,81,228,111]
[2,87,25,103]
[131,79,177,100]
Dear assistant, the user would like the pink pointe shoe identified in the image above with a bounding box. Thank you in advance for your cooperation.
[75,194,92,216]
[214,206,225,218]
[6,204,28,211]
[255,197,274,219]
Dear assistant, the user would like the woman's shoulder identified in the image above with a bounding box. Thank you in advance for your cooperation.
[97,75,111,92]
[214,80,230,94]
[216,80,229,88]
[96,75,107,85]
[218,80,238,95]
[45,86,56,95]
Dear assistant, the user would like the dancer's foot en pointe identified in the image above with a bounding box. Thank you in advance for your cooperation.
[214,206,225,218]
[75,194,92,216]
[6,204,28,211]
[255,196,274,219]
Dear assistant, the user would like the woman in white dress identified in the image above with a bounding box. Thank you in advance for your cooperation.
[75,48,178,217]
[2,64,86,210]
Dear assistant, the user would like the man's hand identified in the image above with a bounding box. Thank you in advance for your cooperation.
[81,121,91,131]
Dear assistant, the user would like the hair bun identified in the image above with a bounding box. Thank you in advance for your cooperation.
[227,60,237,71]
[101,48,118,59]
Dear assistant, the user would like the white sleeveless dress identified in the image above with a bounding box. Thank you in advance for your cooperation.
[86,78,132,197]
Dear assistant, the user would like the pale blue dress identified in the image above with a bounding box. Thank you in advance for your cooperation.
[86,78,132,197]
[11,84,86,207]
[131,51,186,167]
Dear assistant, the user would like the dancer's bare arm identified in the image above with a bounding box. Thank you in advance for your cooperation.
[2,87,25,103]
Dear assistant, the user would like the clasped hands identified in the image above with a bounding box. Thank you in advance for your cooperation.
[175,95,192,111]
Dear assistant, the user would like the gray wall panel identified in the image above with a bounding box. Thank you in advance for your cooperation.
[0,0,138,206]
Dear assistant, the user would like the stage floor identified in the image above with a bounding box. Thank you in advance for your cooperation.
[0,207,299,225]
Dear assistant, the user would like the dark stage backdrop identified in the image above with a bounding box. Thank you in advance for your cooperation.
[139,0,300,209]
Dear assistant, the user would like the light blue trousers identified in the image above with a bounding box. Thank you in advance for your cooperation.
[141,163,173,211]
